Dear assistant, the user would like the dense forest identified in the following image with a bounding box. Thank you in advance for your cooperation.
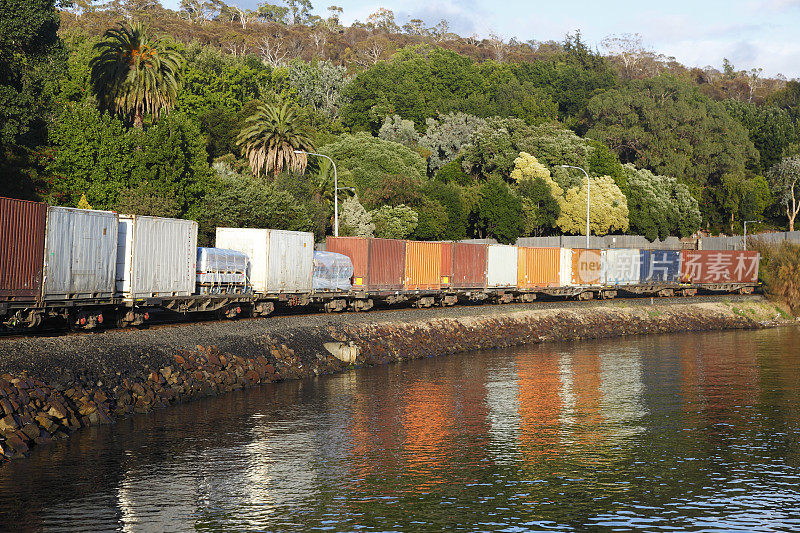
[3,0,800,244]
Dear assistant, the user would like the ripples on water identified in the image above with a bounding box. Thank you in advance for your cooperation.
[1,327,799,532]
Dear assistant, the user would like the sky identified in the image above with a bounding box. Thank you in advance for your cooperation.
[162,0,800,78]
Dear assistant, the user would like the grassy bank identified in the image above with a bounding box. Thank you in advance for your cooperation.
[750,240,800,315]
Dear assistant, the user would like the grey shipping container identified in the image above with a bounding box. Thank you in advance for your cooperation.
[42,207,118,301]
[116,215,198,299]
[215,228,314,293]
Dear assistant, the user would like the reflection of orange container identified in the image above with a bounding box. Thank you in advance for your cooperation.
[404,240,442,290]
[517,247,560,288]
[439,242,453,288]
[571,249,605,286]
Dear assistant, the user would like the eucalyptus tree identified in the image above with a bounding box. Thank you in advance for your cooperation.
[236,101,315,177]
[90,21,184,128]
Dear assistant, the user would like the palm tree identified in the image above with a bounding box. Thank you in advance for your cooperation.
[236,101,316,177]
[90,22,184,128]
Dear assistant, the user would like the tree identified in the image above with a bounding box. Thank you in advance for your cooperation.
[0,0,66,199]
[287,59,350,118]
[236,101,315,177]
[370,204,418,239]
[318,132,426,193]
[768,156,800,231]
[361,173,421,210]
[378,115,418,148]
[435,157,472,185]
[473,177,523,244]
[556,175,629,236]
[718,171,772,232]
[510,153,562,236]
[412,196,449,240]
[115,181,181,217]
[90,22,185,128]
[622,164,701,240]
[724,100,797,173]
[339,196,374,237]
[422,181,467,240]
[421,112,486,174]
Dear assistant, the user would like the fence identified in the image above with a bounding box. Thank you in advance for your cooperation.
[700,231,800,250]
[516,235,686,249]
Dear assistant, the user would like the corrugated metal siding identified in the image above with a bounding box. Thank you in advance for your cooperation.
[0,197,46,301]
[680,250,759,284]
[368,238,406,291]
[265,229,314,293]
[439,242,452,288]
[118,216,197,298]
[452,243,487,289]
[517,247,560,288]
[215,228,270,291]
[325,237,368,289]
[640,250,681,283]
[559,248,573,286]
[404,241,442,290]
[43,207,118,300]
[571,249,605,286]
[487,244,517,288]
[605,249,641,286]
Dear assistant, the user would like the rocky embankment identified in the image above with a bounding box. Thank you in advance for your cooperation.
[0,296,789,462]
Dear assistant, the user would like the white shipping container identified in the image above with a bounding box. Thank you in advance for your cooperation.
[559,248,573,287]
[605,249,641,286]
[215,228,314,293]
[116,215,198,299]
[43,207,118,300]
[487,244,518,288]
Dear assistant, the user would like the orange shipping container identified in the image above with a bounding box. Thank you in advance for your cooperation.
[517,247,561,288]
[404,241,442,290]
[571,249,605,286]
[439,242,453,288]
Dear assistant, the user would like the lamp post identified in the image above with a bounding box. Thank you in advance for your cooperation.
[743,220,758,251]
[295,150,340,237]
[561,165,590,249]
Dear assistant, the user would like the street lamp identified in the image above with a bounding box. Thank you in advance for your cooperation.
[561,165,590,249]
[743,220,758,250]
[294,150,341,237]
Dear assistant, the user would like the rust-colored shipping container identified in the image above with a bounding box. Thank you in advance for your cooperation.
[517,247,561,289]
[439,242,453,288]
[326,236,406,291]
[0,197,47,302]
[571,249,605,286]
[404,240,442,290]
[680,250,759,284]
[451,242,487,289]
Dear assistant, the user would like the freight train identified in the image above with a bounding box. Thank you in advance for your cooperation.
[0,197,760,331]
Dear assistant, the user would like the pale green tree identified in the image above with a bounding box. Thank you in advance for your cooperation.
[378,115,418,148]
[557,175,629,235]
[339,196,374,237]
[421,112,487,174]
[370,204,418,238]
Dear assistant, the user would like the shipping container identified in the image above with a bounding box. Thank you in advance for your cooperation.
[640,250,681,283]
[451,242,487,289]
[216,228,313,293]
[439,242,453,288]
[404,241,442,290]
[325,237,368,289]
[43,207,118,301]
[571,249,606,286]
[487,244,518,288]
[517,247,562,289]
[605,249,641,286]
[680,250,759,284]
[117,215,197,299]
[0,197,46,302]
[559,248,573,287]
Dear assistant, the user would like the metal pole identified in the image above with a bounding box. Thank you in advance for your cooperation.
[295,150,339,237]
[561,165,590,248]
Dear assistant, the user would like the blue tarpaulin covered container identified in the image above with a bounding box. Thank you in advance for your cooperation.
[312,251,353,291]
[639,250,681,283]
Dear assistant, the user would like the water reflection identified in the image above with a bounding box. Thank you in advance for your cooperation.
[0,327,799,531]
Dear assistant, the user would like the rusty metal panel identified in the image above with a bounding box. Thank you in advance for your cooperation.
[44,207,118,300]
[368,238,406,291]
[517,247,560,288]
[605,249,641,286]
[452,242,487,289]
[487,244,517,288]
[439,242,453,288]
[680,250,759,284]
[325,237,369,290]
[404,240,442,290]
[0,197,46,301]
[571,249,606,286]
[640,250,681,283]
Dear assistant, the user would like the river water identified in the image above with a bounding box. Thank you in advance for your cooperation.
[1,327,799,532]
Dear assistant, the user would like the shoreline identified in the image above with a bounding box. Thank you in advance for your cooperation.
[0,296,791,462]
